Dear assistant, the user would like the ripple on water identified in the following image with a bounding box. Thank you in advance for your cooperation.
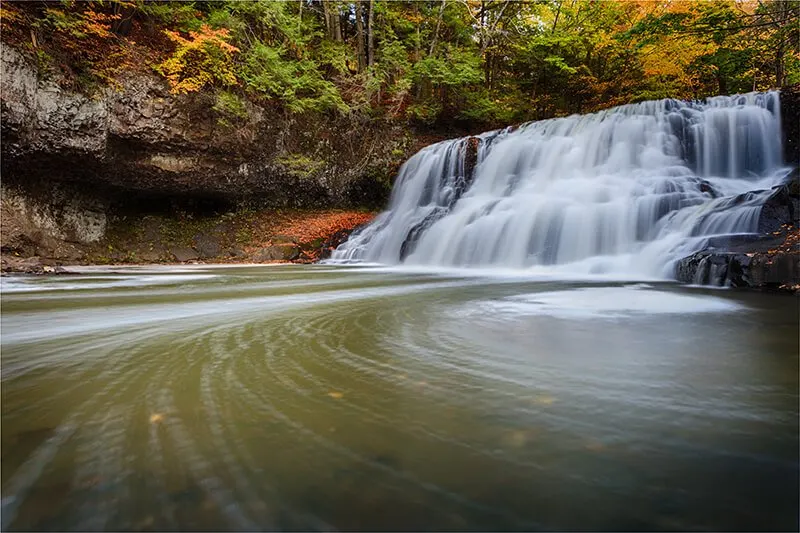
[0,266,797,531]
[459,284,747,320]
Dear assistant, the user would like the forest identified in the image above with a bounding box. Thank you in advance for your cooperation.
[2,0,798,130]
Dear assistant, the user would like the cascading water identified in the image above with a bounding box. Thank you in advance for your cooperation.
[333,92,790,277]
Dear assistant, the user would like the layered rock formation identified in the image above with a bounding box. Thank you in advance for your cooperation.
[1,45,408,206]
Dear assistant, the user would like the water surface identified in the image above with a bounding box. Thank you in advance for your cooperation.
[2,265,798,531]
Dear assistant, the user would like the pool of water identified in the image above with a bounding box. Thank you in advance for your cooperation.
[1,264,798,531]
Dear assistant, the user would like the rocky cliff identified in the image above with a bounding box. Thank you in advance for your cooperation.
[0,42,434,265]
[674,174,800,291]
[1,44,412,207]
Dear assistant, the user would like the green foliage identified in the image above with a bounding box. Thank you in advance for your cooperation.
[212,89,248,126]
[276,154,326,179]
[15,0,800,125]
[239,41,348,114]
[137,1,203,32]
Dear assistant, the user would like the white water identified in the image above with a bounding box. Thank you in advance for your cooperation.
[334,92,789,278]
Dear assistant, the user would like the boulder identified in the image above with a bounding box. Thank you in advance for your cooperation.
[759,184,800,234]
[170,246,199,262]
[318,223,371,260]
[137,249,164,263]
[253,245,300,262]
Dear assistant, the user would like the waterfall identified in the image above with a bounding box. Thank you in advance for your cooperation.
[333,92,789,277]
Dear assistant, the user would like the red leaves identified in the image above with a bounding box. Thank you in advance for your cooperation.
[275,211,374,244]
[274,211,375,263]
[236,210,376,264]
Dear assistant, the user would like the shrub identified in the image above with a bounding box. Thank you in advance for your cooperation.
[154,24,239,94]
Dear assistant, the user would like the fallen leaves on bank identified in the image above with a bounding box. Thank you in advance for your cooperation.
[273,211,375,245]
[241,209,376,263]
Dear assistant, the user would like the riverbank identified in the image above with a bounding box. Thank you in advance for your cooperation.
[0,208,375,275]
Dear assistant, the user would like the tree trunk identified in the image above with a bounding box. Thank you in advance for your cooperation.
[355,1,365,71]
[775,0,790,87]
[111,1,134,36]
[333,4,343,42]
[367,0,375,67]
[551,0,562,34]
[479,0,486,52]
[323,0,333,40]
[717,71,727,95]
[298,0,303,34]
[429,0,446,56]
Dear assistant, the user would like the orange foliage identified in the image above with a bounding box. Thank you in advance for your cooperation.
[157,25,239,94]
[266,210,375,262]
[273,211,374,244]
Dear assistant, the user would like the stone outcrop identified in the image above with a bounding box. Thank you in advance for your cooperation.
[676,249,799,289]
[253,245,301,262]
[758,178,800,233]
[0,44,409,207]
[0,43,418,260]
[675,183,800,291]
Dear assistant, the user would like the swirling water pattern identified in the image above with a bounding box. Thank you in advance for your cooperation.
[1,265,798,531]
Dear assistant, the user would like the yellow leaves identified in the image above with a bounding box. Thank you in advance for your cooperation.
[164,25,239,55]
[157,24,240,95]
[640,36,717,81]
[0,3,22,24]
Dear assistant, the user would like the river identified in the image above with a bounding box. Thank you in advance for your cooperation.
[1,264,798,531]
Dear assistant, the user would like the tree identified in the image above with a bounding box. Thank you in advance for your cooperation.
[8,0,798,127]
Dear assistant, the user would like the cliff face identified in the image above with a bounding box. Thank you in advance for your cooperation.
[1,44,410,208]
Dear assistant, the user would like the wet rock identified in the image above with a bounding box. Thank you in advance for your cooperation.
[170,246,199,262]
[698,180,718,198]
[675,250,799,289]
[704,233,782,253]
[758,184,800,234]
[786,167,800,195]
[463,136,480,181]
[399,207,447,261]
[253,244,300,262]
[318,222,370,260]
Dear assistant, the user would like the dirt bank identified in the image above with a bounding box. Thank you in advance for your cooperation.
[1,208,374,274]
